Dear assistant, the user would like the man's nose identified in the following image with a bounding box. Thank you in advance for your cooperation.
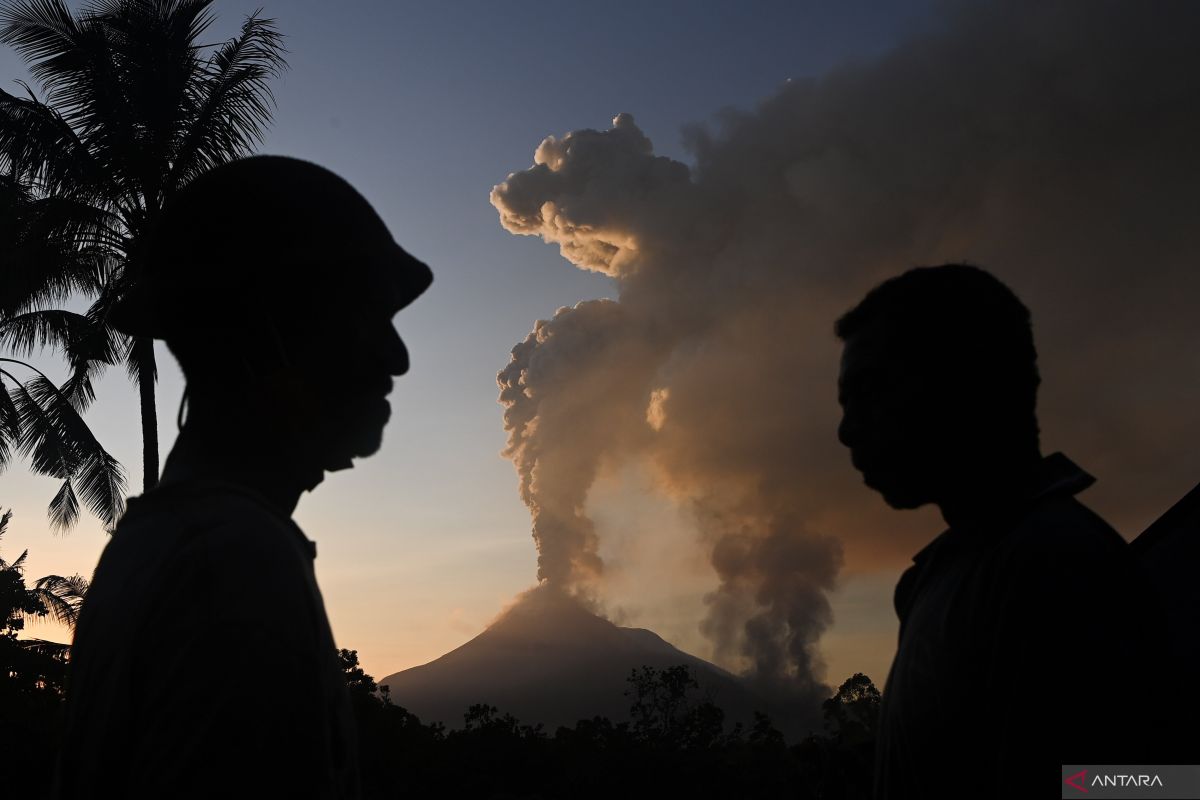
[380,327,409,376]
[837,412,856,448]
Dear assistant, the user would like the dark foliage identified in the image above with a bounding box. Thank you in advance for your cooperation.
[341,650,879,800]
[0,509,79,797]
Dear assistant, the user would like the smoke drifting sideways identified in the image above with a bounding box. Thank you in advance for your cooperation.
[492,0,1200,712]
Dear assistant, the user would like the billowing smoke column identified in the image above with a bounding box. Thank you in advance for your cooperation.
[493,0,1200,710]
[496,296,666,592]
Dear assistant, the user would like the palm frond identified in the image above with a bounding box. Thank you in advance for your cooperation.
[10,376,77,478]
[0,243,108,316]
[75,446,125,526]
[0,84,110,200]
[37,570,86,596]
[0,161,33,205]
[58,296,123,412]
[21,193,126,255]
[0,176,121,316]
[48,476,78,531]
[0,374,20,470]
[123,331,154,384]
[37,285,127,413]
[168,10,286,188]
[0,0,81,75]
[30,572,87,627]
[0,308,88,356]
[0,508,10,537]
[0,370,124,528]
[22,373,125,525]
[0,171,86,314]
[0,309,116,413]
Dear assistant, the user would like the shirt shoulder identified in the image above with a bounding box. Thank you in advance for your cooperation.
[1006,452,1127,560]
[115,479,307,548]
[104,479,310,573]
[1002,494,1128,576]
[81,480,319,646]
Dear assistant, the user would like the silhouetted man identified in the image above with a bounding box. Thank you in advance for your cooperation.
[835,265,1170,799]
[55,156,432,799]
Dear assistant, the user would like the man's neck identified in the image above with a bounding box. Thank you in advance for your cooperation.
[936,452,1044,530]
[159,412,325,516]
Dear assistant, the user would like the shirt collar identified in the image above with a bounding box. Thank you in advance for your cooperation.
[909,451,1095,567]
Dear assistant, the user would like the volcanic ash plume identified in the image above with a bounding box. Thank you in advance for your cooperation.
[493,0,1200,712]
[496,298,669,592]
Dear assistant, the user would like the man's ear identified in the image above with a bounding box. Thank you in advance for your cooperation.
[228,303,300,383]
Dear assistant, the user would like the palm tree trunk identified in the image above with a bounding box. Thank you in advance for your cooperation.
[133,336,158,491]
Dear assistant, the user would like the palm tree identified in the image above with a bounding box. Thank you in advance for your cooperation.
[1,168,127,530]
[0,0,287,529]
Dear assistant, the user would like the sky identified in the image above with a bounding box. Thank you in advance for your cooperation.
[5,0,1198,694]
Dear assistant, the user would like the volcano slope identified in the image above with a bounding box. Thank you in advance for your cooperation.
[379,587,779,733]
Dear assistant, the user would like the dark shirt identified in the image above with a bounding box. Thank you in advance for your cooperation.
[1132,481,1200,688]
[873,453,1169,800]
[55,479,359,799]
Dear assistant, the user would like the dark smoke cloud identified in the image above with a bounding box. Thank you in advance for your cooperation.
[492,0,1200,708]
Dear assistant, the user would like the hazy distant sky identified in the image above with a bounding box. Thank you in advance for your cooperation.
[5,0,958,685]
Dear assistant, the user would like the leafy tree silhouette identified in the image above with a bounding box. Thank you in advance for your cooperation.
[789,672,881,800]
[0,508,88,798]
[822,671,881,746]
[0,0,287,525]
[626,663,728,749]
[627,664,698,740]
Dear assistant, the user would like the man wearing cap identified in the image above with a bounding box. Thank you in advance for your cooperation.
[54,156,431,798]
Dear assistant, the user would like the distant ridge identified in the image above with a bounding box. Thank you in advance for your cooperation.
[380,586,770,732]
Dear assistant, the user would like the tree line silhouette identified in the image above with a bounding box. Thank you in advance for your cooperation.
[346,655,880,800]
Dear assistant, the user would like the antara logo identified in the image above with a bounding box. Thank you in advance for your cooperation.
[1064,770,1088,793]
[1063,769,1165,792]
[1091,774,1164,788]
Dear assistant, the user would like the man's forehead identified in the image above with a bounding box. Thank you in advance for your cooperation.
[838,331,926,408]
[840,326,898,377]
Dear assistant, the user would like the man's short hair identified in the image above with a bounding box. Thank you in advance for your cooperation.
[835,264,1041,440]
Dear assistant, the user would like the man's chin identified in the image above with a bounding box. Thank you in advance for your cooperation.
[321,430,385,471]
[864,475,929,510]
[881,492,928,510]
[325,456,356,472]
[322,398,390,468]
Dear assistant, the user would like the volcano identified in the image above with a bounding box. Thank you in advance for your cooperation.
[379,586,772,732]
